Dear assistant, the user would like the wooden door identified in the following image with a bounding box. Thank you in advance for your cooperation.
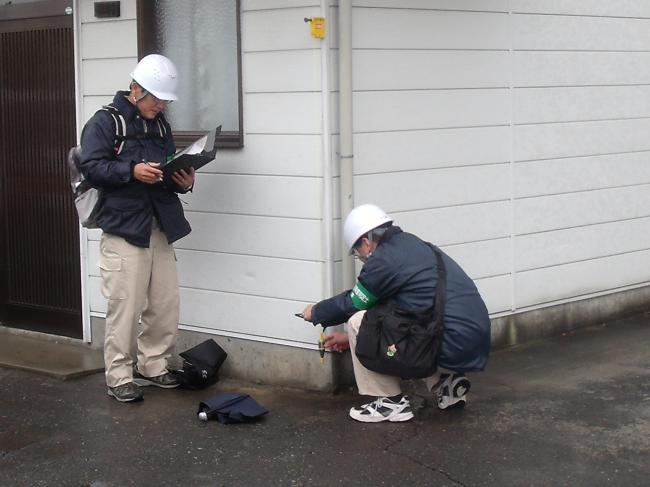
[0,0,81,338]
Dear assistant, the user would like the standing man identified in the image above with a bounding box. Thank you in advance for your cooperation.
[302,204,491,422]
[80,54,195,402]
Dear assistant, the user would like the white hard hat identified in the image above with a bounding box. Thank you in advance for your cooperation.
[343,204,393,252]
[130,54,179,101]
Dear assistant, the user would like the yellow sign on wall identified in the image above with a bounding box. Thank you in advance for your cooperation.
[306,16,325,39]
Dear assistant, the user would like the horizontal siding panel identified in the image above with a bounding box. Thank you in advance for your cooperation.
[86,229,101,241]
[475,275,512,315]
[176,250,322,302]
[514,52,650,87]
[82,95,113,123]
[515,250,650,308]
[514,118,650,161]
[243,1,321,11]
[243,50,321,93]
[514,14,650,51]
[214,134,323,177]
[178,213,322,260]
[354,51,509,91]
[442,239,511,280]
[515,86,650,124]
[514,185,650,235]
[80,20,137,59]
[356,164,509,213]
[511,0,650,18]
[393,201,510,246]
[87,242,100,276]
[88,225,510,282]
[79,0,137,22]
[515,152,650,198]
[89,277,319,344]
[245,92,322,134]
[242,7,323,52]
[179,287,319,344]
[354,89,510,133]
[89,277,106,314]
[354,9,509,50]
[516,217,650,271]
[354,126,510,175]
[354,1,509,11]
[82,58,135,96]
[186,174,322,218]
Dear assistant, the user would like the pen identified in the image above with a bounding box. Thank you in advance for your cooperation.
[294,313,304,318]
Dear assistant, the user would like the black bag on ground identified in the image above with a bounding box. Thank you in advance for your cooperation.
[198,392,268,424]
[174,339,228,390]
[354,244,447,379]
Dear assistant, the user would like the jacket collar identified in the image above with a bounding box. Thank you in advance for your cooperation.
[376,225,402,247]
[112,90,140,123]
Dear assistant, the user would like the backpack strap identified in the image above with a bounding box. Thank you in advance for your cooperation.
[99,104,127,155]
[156,116,167,139]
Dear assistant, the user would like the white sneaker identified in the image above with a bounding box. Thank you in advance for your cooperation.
[435,373,471,410]
[349,396,414,423]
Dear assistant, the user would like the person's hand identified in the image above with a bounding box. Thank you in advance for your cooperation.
[134,162,163,184]
[172,167,195,190]
[324,332,349,352]
[302,304,314,322]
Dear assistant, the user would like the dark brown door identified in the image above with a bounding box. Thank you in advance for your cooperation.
[0,1,81,338]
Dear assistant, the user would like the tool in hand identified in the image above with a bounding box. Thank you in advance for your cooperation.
[318,328,326,364]
[294,312,325,364]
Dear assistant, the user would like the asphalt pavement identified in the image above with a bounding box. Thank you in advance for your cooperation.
[1,313,649,487]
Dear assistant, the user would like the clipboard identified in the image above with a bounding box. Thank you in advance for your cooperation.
[162,125,221,186]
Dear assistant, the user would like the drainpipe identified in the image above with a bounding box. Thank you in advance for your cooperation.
[320,0,334,298]
[338,0,355,289]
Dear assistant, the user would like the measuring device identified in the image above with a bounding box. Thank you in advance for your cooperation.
[295,313,326,364]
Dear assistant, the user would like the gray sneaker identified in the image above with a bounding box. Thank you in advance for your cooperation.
[107,382,144,402]
[133,371,180,389]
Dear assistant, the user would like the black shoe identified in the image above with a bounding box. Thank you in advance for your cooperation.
[107,382,144,402]
[436,373,471,410]
[133,371,180,389]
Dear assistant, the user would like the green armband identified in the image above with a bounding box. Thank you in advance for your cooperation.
[350,281,378,310]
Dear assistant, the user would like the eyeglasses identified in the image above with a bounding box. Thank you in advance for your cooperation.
[351,244,365,260]
[147,92,172,106]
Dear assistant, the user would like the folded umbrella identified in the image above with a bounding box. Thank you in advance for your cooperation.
[198,392,268,424]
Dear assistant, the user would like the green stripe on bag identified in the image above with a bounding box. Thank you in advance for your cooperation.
[350,281,378,310]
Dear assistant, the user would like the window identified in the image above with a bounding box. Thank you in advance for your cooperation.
[137,0,243,148]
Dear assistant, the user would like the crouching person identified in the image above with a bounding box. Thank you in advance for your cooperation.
[301,204,491,423]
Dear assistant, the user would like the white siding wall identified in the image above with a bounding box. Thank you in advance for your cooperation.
[351,1,650,315]
[511,2,650,309]
[78,0,650,348]
[79,0,330,347]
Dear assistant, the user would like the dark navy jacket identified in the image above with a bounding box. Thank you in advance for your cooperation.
[79,91,191,247]
[312,227,491,372]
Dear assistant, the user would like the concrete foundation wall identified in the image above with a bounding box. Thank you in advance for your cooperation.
[89,285,650,391]
[491,285,650,349]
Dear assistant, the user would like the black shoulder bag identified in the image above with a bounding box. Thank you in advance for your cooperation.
[354,244,447,379]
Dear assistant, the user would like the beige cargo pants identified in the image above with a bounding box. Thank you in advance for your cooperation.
[99,221,179,388]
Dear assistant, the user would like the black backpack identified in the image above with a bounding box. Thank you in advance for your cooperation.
[68,105,127,228]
